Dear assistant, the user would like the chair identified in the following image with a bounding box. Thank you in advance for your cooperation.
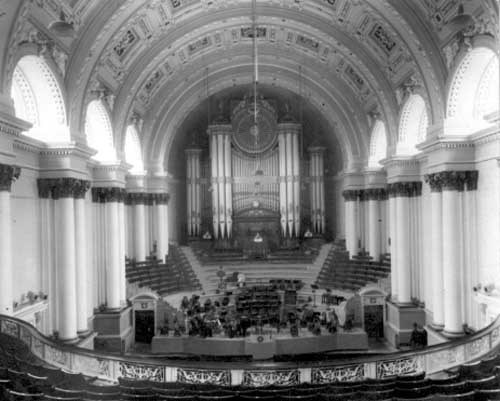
[466,375,498,390]
[394,385,432,399]
[433,381,468,395]
[4,388,44,400]
[41,396,81,401]
[433,391,476,401]
[474,388,500,401]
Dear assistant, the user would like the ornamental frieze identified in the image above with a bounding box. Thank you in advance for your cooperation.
[342,189,360,201]
[73,180,91,199]
[386,181,422,198]
[0,164,21,192]
[426,170,479,192]
[364,188,387,201]
[91,187,126,203]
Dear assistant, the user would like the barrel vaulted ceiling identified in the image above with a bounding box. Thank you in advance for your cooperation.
[0,0,498,173]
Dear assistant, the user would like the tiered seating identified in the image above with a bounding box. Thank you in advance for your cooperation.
[315,248,391,292]
[1,330,499,400]
[126,246,202,296]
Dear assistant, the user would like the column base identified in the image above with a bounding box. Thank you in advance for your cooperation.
[93,306,133,353]
[384,300,426,348]
[442,329,465,339]
[430,322,444,331]
[59,337,80,345]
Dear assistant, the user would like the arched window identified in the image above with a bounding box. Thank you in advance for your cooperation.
[10,55,68,142]
[125,125,144,174]
[397,94,428,155]
[447,47,499,129]
[85,100,116,162]
[368,120,387,168]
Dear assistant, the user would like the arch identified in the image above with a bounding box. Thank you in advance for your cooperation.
[125,125,145,175]
[368,120,387,168]
[10,55,69,142]
[397,94,428,156]
[84,99,116,162]
[447,46,499,131]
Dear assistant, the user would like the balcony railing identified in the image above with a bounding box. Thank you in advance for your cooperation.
[0,313,498,387]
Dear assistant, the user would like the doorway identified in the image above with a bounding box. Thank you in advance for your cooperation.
[364,304,384,338]
[135,310,155,343]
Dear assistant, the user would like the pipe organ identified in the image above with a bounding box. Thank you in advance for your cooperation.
[208,125,233,239]
[185,147,202,237]
[186,98,327,242]
[278,123,301,238]
[308,146,326,234]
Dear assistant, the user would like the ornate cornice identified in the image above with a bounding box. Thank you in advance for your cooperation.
[0,164,21,192]
[342,189,360,201]
[74,180,91,199]
[424,173,443,192]
[364,188,387,201]
[38,178,91,199]
[431,170,479,192]
[387,181,422,198]
[152,193,170,205]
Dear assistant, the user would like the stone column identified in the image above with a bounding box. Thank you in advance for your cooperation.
[52,178,79,341]
[342,190,359,257]
[424,173,445,329]
[154,193,170,262]
[388,181,421,304]
[0,164,20,315]
[366,188,385,261]
[117,189,126,304]
[131,193,147,261]
[440,171,473,336]
[388,193,398,300]
[105,188,122,310]
[74,180,91,334]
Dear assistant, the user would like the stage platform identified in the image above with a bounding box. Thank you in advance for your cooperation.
[151,326,368,360]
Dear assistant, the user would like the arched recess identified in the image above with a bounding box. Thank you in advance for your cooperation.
[125,124,145,175]
[10,55,69,142]
[368,120,387,168]
[397,94,428,156]
[446,45,499,134]
[85,99,116,162]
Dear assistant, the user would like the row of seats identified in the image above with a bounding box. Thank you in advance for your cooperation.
[125,246,201,296]
[315,249,391,292]
[1,329,499,400]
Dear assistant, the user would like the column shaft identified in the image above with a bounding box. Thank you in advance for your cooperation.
[368,199,380,261]
[57,197,77,340]
[396,195,411,303]
[134,201,146,261]
[442,189,462,334]
[430,191,444,328]
[0,191,13,315]
[107,201,121,309]
[74,198,88,333]
[118,200,126,304]
[388,196,398,299]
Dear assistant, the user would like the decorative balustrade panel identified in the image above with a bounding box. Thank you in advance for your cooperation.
[242,369,300,387]
[376,357,419,378]
[0,314,499,387]
[177,368,231,386]
[311,364,365,383]
[119,362,165,382]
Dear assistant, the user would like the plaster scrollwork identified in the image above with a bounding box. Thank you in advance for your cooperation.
[32,337,44,359]
[311,364,365,384]
[376,357,419,379]
[119,362,165,382]
[427,347,465,371]
[0,164,21,192]
[466,336,489,359]
[491,327,500,347]
[177,368,231,386]
[19,326,32,348]
[45,345,69,367]
[72,355,111,378]
[1,320,19,338]
[242,369,300,387]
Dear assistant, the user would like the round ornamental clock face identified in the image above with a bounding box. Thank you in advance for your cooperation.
[233,112,277,154]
